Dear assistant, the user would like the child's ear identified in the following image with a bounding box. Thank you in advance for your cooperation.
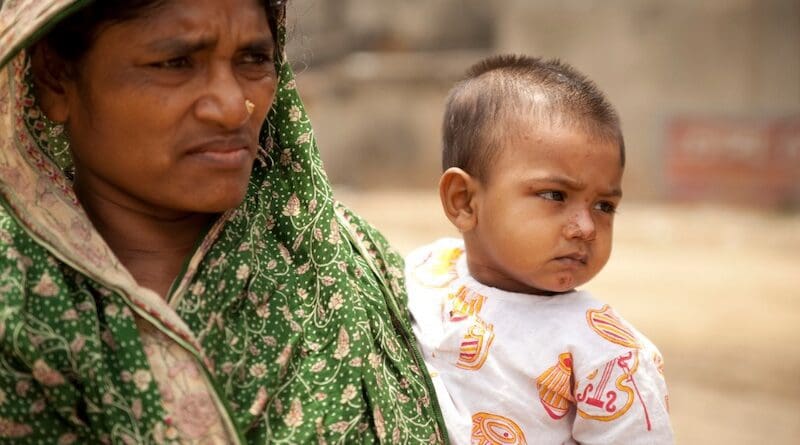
[439,167,479,232]
[29,43,72,123]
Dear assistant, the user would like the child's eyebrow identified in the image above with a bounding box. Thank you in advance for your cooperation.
[525,175,622,198]
[525,174,583,190]
[599,188,623,198]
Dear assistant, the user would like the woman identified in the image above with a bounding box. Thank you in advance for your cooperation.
[0,0,447,443]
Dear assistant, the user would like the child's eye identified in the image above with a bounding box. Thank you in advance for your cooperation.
[539,191,565,202]
[594,201,617,214]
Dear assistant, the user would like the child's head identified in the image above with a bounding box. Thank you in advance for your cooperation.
[439,54,624,295]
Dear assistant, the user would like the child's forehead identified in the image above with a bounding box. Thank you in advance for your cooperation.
[499,115,588,146]
[485,118,623,176]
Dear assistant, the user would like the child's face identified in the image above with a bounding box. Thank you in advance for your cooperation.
[464,124,623,295]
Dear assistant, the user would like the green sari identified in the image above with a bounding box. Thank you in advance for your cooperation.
[0,1,447,443]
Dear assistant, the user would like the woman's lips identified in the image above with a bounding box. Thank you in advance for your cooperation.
[189,146,252,167]
[185,137,254,168]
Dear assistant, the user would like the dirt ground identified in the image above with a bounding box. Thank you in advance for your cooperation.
[335,188,800,445]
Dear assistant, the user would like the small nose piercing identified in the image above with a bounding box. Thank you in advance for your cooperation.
[245,99,255,115]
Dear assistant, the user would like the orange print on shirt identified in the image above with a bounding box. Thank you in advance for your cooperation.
[471,412,527,445]
[575,350,653,431]
[583,306,654,430]
[536,353,575,420]
[653,352,665,375]
[586,305,640,349]
[448,286,486,322]
[414,247,463,287]
[456,318,495,371]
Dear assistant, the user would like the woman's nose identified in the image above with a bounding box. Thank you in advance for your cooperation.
[194,65,249,129]
[563,210,596,240]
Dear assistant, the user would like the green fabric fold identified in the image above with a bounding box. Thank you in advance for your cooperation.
[0,1,446,443]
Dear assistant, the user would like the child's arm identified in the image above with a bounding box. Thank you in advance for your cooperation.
[571,348,674,444]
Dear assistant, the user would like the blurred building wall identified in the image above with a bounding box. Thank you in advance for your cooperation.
[286,0,800,202]
[497,0,800,201]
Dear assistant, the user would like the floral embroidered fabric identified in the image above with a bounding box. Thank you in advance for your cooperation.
[0,1,446,443]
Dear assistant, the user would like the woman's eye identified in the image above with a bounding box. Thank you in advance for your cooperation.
[241,52,272,66]
[152,56,192,69]
[238,52,276,80]
[594,201,617,214]
[539,191,565,202]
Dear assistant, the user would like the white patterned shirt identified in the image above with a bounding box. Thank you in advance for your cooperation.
[407,238,674,445]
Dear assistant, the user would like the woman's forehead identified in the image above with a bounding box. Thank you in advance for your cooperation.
[105,0,272,40]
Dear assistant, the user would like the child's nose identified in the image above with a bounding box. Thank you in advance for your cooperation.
[563,210,596,241]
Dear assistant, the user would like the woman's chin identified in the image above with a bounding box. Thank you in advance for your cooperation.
[181,184,250,214]
[199,195,248,214]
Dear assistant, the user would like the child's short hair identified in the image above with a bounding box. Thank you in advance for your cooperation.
[442,54,625,179]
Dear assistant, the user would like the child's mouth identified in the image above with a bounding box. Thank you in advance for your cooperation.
[555,253,588,265]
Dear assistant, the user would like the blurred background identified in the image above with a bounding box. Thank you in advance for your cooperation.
[285,0,800,443]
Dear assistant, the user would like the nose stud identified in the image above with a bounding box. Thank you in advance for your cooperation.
[245,99,255,115]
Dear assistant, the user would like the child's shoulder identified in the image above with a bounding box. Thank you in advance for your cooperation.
[404,238,465,287]
[405,237,464,265]
[564,291,663,361]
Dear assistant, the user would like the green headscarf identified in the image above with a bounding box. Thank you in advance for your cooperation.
[0,1,446,443]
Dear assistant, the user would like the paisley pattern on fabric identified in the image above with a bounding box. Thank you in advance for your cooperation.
[0,1,446,443]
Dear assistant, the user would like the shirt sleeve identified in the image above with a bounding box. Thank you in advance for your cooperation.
[571,347,674,444]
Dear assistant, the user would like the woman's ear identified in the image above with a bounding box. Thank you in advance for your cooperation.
[29,43,72,123]
[439,167,479,233]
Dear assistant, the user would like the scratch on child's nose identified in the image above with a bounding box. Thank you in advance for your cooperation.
[565,215,582,236]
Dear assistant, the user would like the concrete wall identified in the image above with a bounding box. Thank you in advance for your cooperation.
[286,0,800,201]
[286,0,493,190]
[496,0,800,197]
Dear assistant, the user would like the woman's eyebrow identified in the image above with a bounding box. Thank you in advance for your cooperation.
[240,37,274,53]
[145,36,274,55]
[147,36,217,54]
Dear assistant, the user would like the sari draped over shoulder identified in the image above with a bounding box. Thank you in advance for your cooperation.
[0,1,446,443]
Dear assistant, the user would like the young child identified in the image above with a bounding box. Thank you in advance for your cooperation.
[407,55,674,444]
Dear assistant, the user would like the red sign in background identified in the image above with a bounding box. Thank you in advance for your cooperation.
[664,116,800,208]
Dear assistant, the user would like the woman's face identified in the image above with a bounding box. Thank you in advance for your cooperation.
[52,0,277,216]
